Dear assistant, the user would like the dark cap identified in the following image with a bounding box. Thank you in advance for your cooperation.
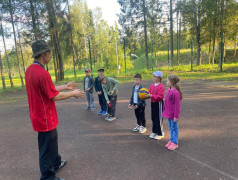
[31,40,51,58]
[97,68,104,72]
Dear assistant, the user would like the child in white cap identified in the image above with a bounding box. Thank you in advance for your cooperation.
[145,71,165,140]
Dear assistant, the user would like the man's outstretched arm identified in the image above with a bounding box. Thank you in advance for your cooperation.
[55,82,77,92]
[53,89,85,101]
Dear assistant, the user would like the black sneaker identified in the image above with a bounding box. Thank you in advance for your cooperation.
[54,160,67,172]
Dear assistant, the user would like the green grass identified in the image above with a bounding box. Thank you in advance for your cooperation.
[0,48,238,93]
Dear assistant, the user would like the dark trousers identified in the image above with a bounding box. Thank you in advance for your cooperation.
[134,106,146,127]
[38,128,61,180]
[151,102,164,136]
[108,95,117,117]
[98,93,107,111]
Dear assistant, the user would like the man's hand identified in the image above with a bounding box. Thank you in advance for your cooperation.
[66,82,77,90]
[145,93,152,99]
[72,89,85,98]
[87,88,91,91]
[97,91,102,95]
[110,90,114,95]
[174,118,179,122]
[128,104,133,109]
[107,101,111,105]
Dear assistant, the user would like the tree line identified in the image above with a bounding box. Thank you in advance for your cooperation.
[0,0,238,90]
[117,0,238,68]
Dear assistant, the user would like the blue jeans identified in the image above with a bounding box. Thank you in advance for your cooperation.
[168,119,179,145]
[86,91,95,108]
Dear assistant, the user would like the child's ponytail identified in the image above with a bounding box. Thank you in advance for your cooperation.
[168,75,183,100]
[175,83,183,100]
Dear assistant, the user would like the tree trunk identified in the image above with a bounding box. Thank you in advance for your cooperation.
[219,0,224,72]
[0,52,6,89]
[177,0,179,65]
[52,40,58,82]
[0,16,14,88]
[212,30,216,64]
[142,0,149,69]
[29,0,38,40]
[47,0,64,80]
[178,0,181,64]
[212,0,218,65]
[178,13,181,65]
[223,43,226,64]
[208,19,212,64]
[170,0,174,67]
[193,0,201,66]
[9,0,24,87]
[67,0,76,77]
[234,42,237,57]
[17,26,26,74]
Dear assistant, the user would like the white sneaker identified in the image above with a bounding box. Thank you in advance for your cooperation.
[139,126,147,134]
[149,133,156,139]
[133,124,140,132]
[154,132,165,140]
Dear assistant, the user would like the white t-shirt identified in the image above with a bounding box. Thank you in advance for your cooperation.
[133,86,139,104]
[154,83,160,87]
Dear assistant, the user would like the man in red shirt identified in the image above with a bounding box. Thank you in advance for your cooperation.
[25,40,85,180]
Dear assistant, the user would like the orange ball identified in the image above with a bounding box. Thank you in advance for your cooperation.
[138,88,149,100]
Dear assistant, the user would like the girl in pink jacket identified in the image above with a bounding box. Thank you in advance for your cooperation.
[162,74,182,150]
[145,71,165,140]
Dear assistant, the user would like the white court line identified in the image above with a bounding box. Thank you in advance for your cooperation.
[172,149,238,180]
[115,122,238,180]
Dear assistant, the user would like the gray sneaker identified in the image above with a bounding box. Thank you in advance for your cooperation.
[133,124,140,132]
[91,107,96,111]
[139,126,147,134]
[105,116,115,121]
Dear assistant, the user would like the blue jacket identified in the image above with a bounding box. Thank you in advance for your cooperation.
[83,76,94,93]
[94,76,103,92]
[130,84,146,107]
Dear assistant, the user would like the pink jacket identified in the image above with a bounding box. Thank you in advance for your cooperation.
[149,83,165,102]
[162,88,181,119]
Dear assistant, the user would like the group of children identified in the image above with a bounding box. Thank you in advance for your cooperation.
[83,68,182,150]
[83,68,119,121]
[129,71,182,150]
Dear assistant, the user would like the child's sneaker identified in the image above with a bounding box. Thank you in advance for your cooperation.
[168,142,179,150]
[85,107,90,111]
[105,116,115,121]
[139,126,147,134]
[97,110,103,115]
[154,132,164,140]
[102,111,107,116]
[165,141,172,148]
[106,113,111,117]
[91,107,96,111]
[149,133,156,139]
[133,124,140,132]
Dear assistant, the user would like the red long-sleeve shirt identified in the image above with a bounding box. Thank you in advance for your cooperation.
[149,83,165,102]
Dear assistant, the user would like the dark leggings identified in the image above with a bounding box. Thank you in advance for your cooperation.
[151,102,164,135]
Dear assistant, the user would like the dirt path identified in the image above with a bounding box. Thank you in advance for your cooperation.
[0,80,238,180]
